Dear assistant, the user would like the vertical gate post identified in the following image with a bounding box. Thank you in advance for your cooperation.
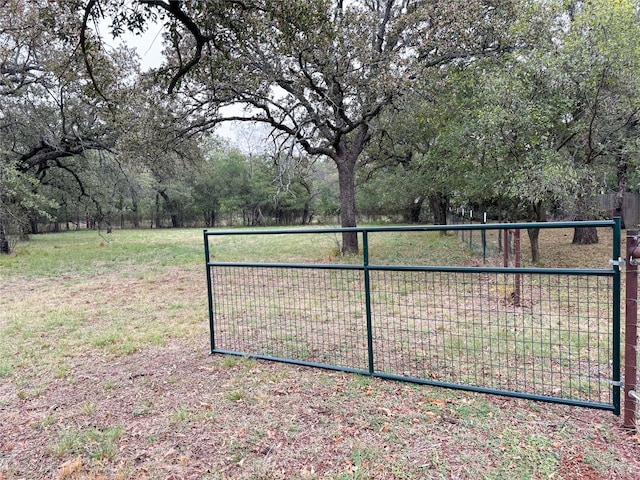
[625,230,639,429]
[204,230,216,353]
[362,231,375,375]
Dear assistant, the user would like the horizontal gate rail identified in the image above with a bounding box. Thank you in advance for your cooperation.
[204,219,616,234]
[204,219,621,414]
[207,261,613,276]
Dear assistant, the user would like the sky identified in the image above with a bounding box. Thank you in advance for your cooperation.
[130,28,165,71]
[98,21,165,71]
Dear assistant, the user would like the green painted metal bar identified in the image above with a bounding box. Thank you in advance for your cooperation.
[203,219,616,237]
[370,372,617,412]
[363,231,375,375]
[207,261,613,277]
[365,265,613,276]
[203,230,216,353]
[212,349,615,412]
[612,217,622,416]
[207,262,364,270]
[212,349,370,376]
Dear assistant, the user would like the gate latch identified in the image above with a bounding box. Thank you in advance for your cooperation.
[609,258,626,267]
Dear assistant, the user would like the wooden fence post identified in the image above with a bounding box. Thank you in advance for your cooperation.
[625,230,639,429]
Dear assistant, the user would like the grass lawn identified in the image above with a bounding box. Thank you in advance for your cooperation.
[1,226,639,479]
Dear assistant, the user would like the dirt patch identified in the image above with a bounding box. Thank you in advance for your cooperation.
[557,455,601,480]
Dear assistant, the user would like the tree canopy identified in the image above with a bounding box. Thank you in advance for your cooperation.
[82,0,520,253]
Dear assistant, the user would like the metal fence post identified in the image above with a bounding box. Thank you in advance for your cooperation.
[482,212,487,264]
[625,230,639,429]
[503,229,509,267]
[468,210,473,249]
[513,229,521,307]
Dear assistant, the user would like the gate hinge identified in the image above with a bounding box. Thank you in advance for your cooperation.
[609,379,624,388]
[609,258,626,267]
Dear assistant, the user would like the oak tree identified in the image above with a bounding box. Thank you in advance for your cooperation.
[87,0,517,253]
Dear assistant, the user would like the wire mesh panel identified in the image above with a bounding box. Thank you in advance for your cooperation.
[210,266,369,372]
[369,270,614,406]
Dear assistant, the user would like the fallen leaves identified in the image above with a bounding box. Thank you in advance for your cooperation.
[379,422,392,433]
[299,464,315,478]
[557,454,601,480]
[3,334,640,480]
[56,457,82,479]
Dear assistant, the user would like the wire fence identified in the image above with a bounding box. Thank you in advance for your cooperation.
[205,220,621,413]
[448,212,516,265]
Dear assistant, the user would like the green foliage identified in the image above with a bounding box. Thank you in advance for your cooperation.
[188,144,322,227]
[378,0,640,226]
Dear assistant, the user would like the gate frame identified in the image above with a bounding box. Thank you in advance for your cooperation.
[204,219,622,415]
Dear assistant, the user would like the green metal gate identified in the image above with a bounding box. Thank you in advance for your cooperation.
[204,219,621,414]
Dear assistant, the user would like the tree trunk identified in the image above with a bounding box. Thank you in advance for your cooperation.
[205,210,215,227]
[302,200,310,225]
[252,206,265,226]
[527,201,546,264]
[0,221,10,255]
[131,188,140,228]
[572,196,598,245]
[300,180,312,225]
[158,190,181,228]
[613,193,625,229]
[614,153,628,229]
[154,193,161,228]
[406,194,424,223]
[337,160,358,254]
[572,227,599,245]
[29,216,38,234]
[429,193,449,225]
[527,228,540,264]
